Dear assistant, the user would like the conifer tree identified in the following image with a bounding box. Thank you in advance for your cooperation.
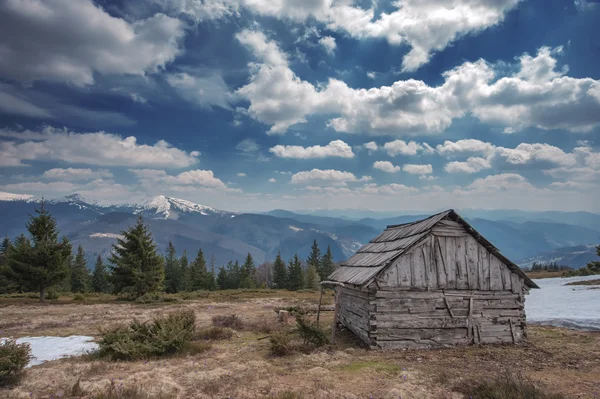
[6,202,71,302]
[71,245,89,293]
[287,253,304,291]
[0,236,16,294]
[320,245,335,280]
[272,252,287,289]
[307,239,322,276]
[216,265,227,290]
[179,250,189,292]
[240,253,257,288]
[108,216,164,299]
[305,263,320,290]
[164,241,180,293]
[189,248,207,291]
[92,254,109,293]
[55,236,73,293]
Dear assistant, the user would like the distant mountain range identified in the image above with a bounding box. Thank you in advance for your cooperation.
[1,191,599,269]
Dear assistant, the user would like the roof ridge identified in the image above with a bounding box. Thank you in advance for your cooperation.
[386,209,454,229]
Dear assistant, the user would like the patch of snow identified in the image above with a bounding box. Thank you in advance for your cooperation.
[10,336,98,367]
[136,195,226,219]
[288,225,303,232]
[0,191,35,201]
[527,275,600,331]
[90,233,124,239]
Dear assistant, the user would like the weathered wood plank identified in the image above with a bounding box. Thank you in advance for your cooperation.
[511,273,522,294]
[373,318,468,329]
[489,255,504,291]
[445,236,457,289]
[434,236,447,289]
[466,235,479,290]
[397,255,411,288]
[455,236,469,289]
[431,228,468,237]
[374,328,468,342]
[437,220,463,228]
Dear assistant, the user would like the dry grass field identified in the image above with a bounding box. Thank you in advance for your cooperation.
[1,290,599,399]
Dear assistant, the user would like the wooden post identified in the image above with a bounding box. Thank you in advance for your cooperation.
[316,285,324,326]
[319,281,345,345]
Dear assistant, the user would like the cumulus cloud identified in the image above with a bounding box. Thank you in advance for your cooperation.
[130,169,235,191]
[402,164,433,175]
[0,0,185,86]
[496,143,577,166]
[383,140,424,156]
[268,178,276,183]
[467,173,534,192]
[319,36,337,55]
[290,169,371,185]
[373,161,400,173]
[0,126,200,168]
[235,138,261,154]
[42,168,113,181]
[361,183,419,195]
[237,172,247,177]
[436,139,496,157]
[444,157,492,174]
[269,140,354,159]
[236,33,600,135]
[166,71,232,110]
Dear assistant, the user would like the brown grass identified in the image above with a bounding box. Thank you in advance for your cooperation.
[0,291,598,399]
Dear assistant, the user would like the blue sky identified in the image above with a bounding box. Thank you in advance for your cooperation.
[0,0,599,212]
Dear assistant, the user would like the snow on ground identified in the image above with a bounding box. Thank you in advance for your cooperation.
[16,336,98,367]
[288,225,303,232]
[527,275,600,331]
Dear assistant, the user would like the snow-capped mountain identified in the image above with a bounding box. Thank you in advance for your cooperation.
[0,191,36,202]
[133,195,231,220]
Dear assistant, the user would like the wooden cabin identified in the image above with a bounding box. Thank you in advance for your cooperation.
[328,209,539,349]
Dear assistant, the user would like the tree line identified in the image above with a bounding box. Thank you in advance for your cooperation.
[0,203,338,301]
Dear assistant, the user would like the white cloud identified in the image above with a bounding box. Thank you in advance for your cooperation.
[269,140,354,159]
[402,164,433,175]
[361,183,418,195]
[130,169,234,191]
[373,161,400,173]
[237,172,247,177]
[496,143,577,166]
[0,126,200,168]
[366,71,378,80]
[42,168,113,181]
[319,36,336,55]
[0,0,185,86]
[467,173,534,192]
[268,178,276,183]
[235,138,261,154]
[236,34,600,135]
[383,140,424,156]
[166,72,232,110]
[290,169,370,185]
[436,139,496,157]
[444,157,492,174]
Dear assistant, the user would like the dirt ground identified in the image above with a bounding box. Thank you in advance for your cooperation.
[1,291,599,399]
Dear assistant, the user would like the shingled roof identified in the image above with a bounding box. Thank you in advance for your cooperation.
[328,209,539,289]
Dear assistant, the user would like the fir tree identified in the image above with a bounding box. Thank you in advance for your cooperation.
[189,248,207,291]
[92,254,109,293]
[287,253,304,291]
[0,236,16,294]
[179,250,189,292]
[55,236,73,293]
[204,270,218,291]
[240,253,257,288]
[108,216,164,299]
[164,241,180,293]
[71,245,89,293]
[272,252,287,289]
[320,245,335,281]
[305,263,320,290]
[6,202,71,302]
[307,239,322,277]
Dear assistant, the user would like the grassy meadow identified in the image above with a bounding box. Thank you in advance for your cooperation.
[0,290,599,399]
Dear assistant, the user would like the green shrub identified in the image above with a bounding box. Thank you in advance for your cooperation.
[195,326,233,340]
[179,290,210,300]
[97,310,196,360]
[46,287,60,300]
[133,292,162,304]
[73,294,85,301]
[0,339,32,386]
[456,372,567,399]
[212,314,244,330]
[269,330,292,356]
[295,315,328,347]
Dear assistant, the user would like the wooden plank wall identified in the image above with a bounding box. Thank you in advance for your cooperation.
[336,286,374,346]
[371,289,526,348]
[378,220,526,294]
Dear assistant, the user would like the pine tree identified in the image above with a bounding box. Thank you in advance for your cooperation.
[92,254,109,293]
[189,248,207,291]
[0,236,16,294]
[164,241,180,293]
[240,253,257,288]
[6,202,71,302]
[307,239,322,277]
[272,252,287,289]
[320,245,335,281]
[179,250,189,292]
[108,216,164,299]
[71,245,89,293]
[55,236,73,293]
[287,253,304,291]
[305,263,320,290]
[216,266,227,290]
